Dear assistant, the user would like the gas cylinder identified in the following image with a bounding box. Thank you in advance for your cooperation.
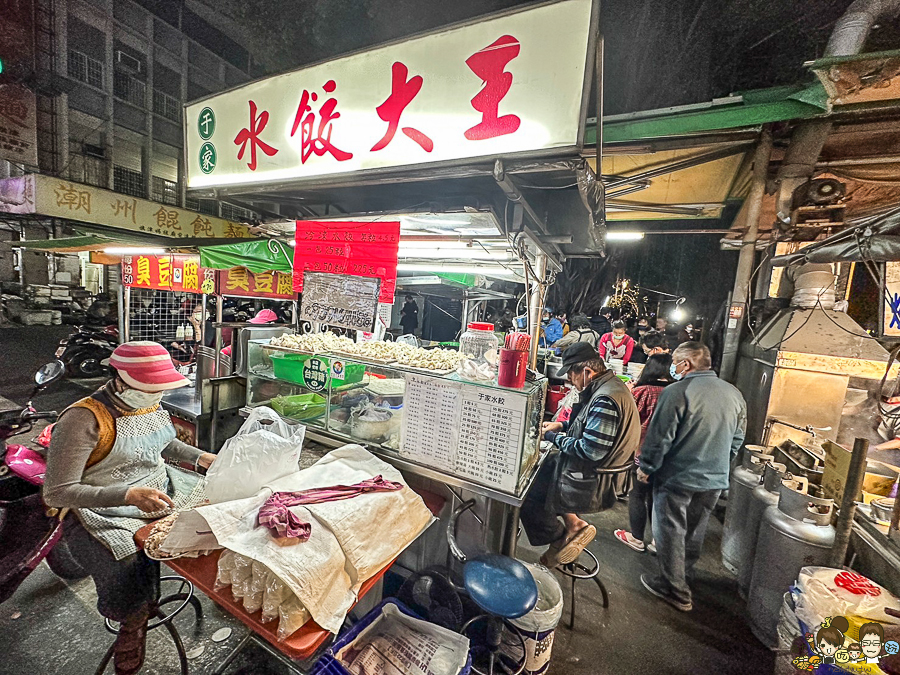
[747,484,835,648]
[721,448,772,574]
[737,462,805,599]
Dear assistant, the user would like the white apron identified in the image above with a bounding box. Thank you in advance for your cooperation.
[76,406,206,560]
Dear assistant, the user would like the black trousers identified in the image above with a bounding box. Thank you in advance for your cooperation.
[520,455,567,547]
[628,468,653,542]
[63,514,160,623]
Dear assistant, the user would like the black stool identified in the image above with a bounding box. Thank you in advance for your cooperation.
[96,575,203,675]
[553,461,631,630]
[556,548,608,630]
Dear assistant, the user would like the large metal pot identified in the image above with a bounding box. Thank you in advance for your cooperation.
[737,462,807,599]
[721,448,773,574]
[747,484,834,648]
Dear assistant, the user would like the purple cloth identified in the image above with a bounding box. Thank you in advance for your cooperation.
[257,475,404,540]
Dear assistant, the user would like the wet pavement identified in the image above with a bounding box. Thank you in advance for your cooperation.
[0,325,769,674]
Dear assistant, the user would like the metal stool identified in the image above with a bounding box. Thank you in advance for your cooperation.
[95,575,203,675]
[449,500,538,675]
[556,548,608,630]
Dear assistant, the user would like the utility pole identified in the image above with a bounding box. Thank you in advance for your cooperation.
[720,127,773,382]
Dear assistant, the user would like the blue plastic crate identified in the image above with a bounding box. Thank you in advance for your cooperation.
[310,598,472,675]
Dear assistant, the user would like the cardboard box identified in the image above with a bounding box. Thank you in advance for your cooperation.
[822,440,898,504]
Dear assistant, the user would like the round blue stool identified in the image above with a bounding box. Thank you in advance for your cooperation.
[449,500,538,675]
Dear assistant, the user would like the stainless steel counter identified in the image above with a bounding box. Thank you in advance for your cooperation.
[161,387,205,420]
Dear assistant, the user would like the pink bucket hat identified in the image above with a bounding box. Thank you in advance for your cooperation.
[108,341,190,392]
[249,308,278,324]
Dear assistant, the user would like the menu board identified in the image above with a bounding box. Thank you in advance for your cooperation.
[400,374,527,492]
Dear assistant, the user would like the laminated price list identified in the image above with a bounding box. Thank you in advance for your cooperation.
[400,374,527,492]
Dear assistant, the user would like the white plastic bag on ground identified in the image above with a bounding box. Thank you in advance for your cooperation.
[204,407,305,504]
[794,566,900,634]
[335,603,469,675]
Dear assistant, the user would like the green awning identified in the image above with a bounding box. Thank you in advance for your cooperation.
[17,235,118,252]
[199,240,293,274]
[589,83,829,144]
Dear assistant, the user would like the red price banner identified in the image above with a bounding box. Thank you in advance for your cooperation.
[121,254,207,294]
[218,268,296,299]
[292,221,400,303]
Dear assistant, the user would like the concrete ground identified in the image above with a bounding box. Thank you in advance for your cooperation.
[0,325,772,674]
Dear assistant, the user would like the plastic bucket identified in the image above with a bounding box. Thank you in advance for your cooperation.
[508,563,563,675]
[546,386,569,414]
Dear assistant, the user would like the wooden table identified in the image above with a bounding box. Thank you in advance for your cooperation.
[135,488,445,673]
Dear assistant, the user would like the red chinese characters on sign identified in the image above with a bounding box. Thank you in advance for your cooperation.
[291,81,353,163]
[292,221,400,304]
[464,35,522,141]
[234,101,279,171]
[121,255,207,294]
[217,268,296,300]
[371,62,433,153]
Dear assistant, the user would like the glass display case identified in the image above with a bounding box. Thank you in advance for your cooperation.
[246,339,547,499]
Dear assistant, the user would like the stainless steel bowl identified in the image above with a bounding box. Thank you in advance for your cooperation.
[871,497,896,524]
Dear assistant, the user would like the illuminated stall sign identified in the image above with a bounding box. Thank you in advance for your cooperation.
[218,267,296,299]
[121,254,209,294]
[184,0,595,189]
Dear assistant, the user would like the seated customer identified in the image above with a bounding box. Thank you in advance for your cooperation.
[522,342,641,567]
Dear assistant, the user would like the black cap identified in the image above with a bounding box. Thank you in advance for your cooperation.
[557,342,600,377]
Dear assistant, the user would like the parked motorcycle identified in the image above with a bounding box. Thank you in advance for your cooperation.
[54,324,119,378]
[0,360,88,602]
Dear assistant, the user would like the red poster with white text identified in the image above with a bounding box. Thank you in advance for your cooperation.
[292,221,400,303]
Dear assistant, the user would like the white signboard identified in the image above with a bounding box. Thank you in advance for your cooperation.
[184,0,595,189]
[299,271,380,331]
[400,374,527,492]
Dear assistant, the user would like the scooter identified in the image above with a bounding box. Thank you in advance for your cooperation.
[0,361,88,603]
[53,324,119,378]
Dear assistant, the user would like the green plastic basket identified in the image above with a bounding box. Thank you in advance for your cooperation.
[270,352,364,387]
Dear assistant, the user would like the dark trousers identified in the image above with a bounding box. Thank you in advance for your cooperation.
[63,515,160,623]
[628,470,653,542]
[650,484,721,605]
[520,455,567,547]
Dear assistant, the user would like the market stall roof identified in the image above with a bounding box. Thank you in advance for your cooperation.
[15,234,136,252]
[396,276,516,300]
[585,83,828,145]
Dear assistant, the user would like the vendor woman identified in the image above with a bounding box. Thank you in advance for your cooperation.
[43,341,215,675]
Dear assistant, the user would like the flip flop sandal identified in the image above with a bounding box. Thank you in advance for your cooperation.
[556,524,597,565]
[614,529,646,552]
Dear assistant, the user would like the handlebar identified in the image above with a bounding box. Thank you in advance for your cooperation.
[21,410,58,423]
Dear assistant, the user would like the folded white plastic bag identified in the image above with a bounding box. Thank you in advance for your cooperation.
[204,407,305,504]
[160,509,220,556]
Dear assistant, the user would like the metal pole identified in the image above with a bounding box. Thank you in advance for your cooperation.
[595,34,603,175]
[122,285,131,342]
[829,437,869,568]
[528,253,547,368]
[720,127,773,382]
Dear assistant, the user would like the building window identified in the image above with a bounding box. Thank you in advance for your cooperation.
[113,165,144,198]
[186,196,219,217]
[152,89,181,123]
[151,176,178,205]
[68,50,104,89]
[114,72,146,107]
[221,203,255,222]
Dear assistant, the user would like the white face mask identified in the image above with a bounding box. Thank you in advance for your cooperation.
[118,388,164,409]
[192,312,203,321]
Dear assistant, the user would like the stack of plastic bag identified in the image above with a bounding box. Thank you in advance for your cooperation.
[215,550,311,641]
[794,567,900,642]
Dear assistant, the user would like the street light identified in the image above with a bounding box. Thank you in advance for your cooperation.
[606,231,644,241]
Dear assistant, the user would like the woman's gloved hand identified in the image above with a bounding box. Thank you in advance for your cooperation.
[125,486,175,512]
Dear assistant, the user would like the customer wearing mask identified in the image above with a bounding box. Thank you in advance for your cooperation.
[640,330,671,358]
[637,342,746,612]
[44,342,215,674]
[522,342,641,568]
[613,353,673,552]
[598,320,636,365]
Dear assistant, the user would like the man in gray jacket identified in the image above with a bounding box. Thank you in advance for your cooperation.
[637,341,746,612]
